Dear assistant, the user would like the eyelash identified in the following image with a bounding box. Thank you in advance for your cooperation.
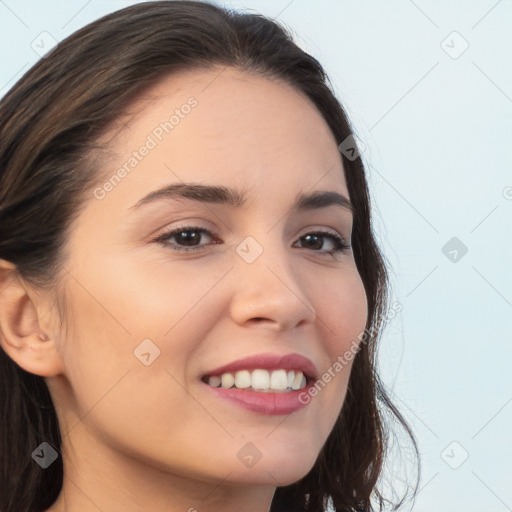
[153,225,351,255]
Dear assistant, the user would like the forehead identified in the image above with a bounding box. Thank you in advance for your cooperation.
[96,66,349,208]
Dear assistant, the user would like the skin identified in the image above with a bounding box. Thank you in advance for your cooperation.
[0,67,367,512]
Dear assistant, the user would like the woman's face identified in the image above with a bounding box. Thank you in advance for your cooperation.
[48,67,368,490]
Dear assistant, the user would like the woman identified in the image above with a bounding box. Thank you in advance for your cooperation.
[0,2,419,511]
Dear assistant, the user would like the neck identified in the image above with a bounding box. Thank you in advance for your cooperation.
[45,427,276,512]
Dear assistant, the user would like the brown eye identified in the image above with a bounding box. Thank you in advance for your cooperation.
[295,231,351,254]
[154,226,217,252]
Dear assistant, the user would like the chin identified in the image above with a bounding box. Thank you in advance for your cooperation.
[227,451,318,487]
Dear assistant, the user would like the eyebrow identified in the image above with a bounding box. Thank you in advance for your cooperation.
[129,183,354,215]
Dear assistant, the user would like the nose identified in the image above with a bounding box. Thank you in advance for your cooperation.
[228,239,316,332]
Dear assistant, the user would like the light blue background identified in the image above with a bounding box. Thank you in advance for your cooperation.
[1,1,511,510]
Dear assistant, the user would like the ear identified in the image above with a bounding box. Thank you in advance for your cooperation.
[0,259,64,377]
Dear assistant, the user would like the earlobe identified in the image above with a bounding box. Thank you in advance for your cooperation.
[0,260,64,377]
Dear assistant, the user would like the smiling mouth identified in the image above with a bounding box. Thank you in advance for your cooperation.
[201,368,309,393]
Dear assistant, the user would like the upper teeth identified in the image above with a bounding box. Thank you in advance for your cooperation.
[206,369,307,392]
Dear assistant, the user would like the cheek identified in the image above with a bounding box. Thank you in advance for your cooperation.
[296,267,368,432]
[57,253,225,411]
[313,267,368,354]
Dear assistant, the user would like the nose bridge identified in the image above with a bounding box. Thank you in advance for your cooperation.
[229,233,316,329]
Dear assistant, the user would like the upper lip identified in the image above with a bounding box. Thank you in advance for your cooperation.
[202,353,319,381]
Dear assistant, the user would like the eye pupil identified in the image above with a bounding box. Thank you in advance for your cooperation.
[177,230,200,246]
[303,234,322,250]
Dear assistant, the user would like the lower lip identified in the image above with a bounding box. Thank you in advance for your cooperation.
[202,382,312,415]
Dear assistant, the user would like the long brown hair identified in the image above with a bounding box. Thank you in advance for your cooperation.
[0,2,419,510]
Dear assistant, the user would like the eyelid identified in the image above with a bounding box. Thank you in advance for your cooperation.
[152,223,351,255]
[153,225,218,250]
